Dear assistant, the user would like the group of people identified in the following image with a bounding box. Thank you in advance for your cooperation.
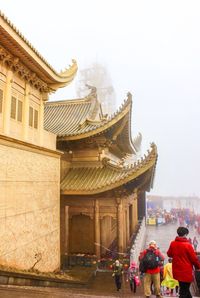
[112,226,200,298]
[173,208,200,233]
[147,207,177,225]
[147,207,200,233]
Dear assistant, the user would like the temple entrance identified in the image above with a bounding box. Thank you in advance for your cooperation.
[69,214,94,254]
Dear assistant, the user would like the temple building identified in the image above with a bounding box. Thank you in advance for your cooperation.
[44,87,157,261]
[0,11,157,272]
[0,12,77,272]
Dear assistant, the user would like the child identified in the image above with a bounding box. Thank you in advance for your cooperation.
[161,258,179,296]
[112,260,123,291]
[126,261,139,293]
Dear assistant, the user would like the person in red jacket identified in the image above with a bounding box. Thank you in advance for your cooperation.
[139,240,165,298]
[167,226,200,298]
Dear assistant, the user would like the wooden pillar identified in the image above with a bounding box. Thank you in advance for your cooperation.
[131,202,136,234]
[94,200,100,258]
[138,191,146,220]
[64,206,69,254]
[134,196,138,227]
[126,206,130,244]
[117,199,123,253]
[3,70,13,135]
[39,96,44,146]
[131,191,138,233]
[123,202,127,249]
[22,83,30,141]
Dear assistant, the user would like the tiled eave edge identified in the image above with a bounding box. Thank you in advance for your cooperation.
[61,145,157,195]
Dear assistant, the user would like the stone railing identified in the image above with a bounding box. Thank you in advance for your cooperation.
[130,217,146,264]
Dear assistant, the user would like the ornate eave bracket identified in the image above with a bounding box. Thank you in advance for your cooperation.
[0,45,49,93]
[0,45,77,96]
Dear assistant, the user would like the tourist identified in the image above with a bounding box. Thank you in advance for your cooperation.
[193,236,198,251]
[112,259,123,291]
[139,240,165,298]
[126,261,138,293]
[161,258,179,296]
[167,226,200,298]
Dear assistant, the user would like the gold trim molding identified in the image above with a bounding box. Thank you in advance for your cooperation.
[0,133,62,158]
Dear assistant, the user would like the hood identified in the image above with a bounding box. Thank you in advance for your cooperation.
[175,236,189,242]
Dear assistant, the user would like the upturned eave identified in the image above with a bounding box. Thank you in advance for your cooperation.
[0,11,77,90]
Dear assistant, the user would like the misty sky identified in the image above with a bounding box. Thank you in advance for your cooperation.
[1,0,200,197]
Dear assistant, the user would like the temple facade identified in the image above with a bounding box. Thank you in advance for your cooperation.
[0,11,157,272]
[44,88,157,261]
[0,12,77,272]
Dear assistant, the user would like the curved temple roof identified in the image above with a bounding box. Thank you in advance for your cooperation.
[44,91,136,154]
[61,143,157,195]
[0,11,77,91]
[45,92,131,137]
[45,96,101,137]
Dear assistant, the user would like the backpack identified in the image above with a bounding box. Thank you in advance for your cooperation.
[139,249,160,273]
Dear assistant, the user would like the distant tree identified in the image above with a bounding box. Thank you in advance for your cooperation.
[75,62,116,115]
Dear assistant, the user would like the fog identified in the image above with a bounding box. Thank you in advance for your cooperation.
[1,0,200,197]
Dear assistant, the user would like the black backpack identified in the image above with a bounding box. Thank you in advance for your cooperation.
[139,249,160,273]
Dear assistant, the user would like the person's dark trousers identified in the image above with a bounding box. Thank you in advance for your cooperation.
[130,278,136,293]
[179,281,192,298]
[115,275,122,291]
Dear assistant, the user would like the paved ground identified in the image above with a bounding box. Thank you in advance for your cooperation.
[145,222,200,258]
[0,273,144,298]
[0,223,199,297]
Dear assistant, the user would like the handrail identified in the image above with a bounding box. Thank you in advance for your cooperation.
[130,217,146,264]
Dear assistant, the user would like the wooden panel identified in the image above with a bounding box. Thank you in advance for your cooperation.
[34,109,38,129]
[10,96,16,119]
[69,214,94,254]
[17,100,23,122]
[29,106,33,127]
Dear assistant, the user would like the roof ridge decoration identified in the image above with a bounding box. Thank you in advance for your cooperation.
[85,84,102,120]
[0,11,78,92]
[108,92,132,121]
[60,143,158,194]
[102,143,157,172]
[78,84,106,129]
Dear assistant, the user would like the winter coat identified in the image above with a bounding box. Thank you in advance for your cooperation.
[167,236,200,282]
[127,266,137,280]
[139,247,165,274]
[113,263,123,276]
